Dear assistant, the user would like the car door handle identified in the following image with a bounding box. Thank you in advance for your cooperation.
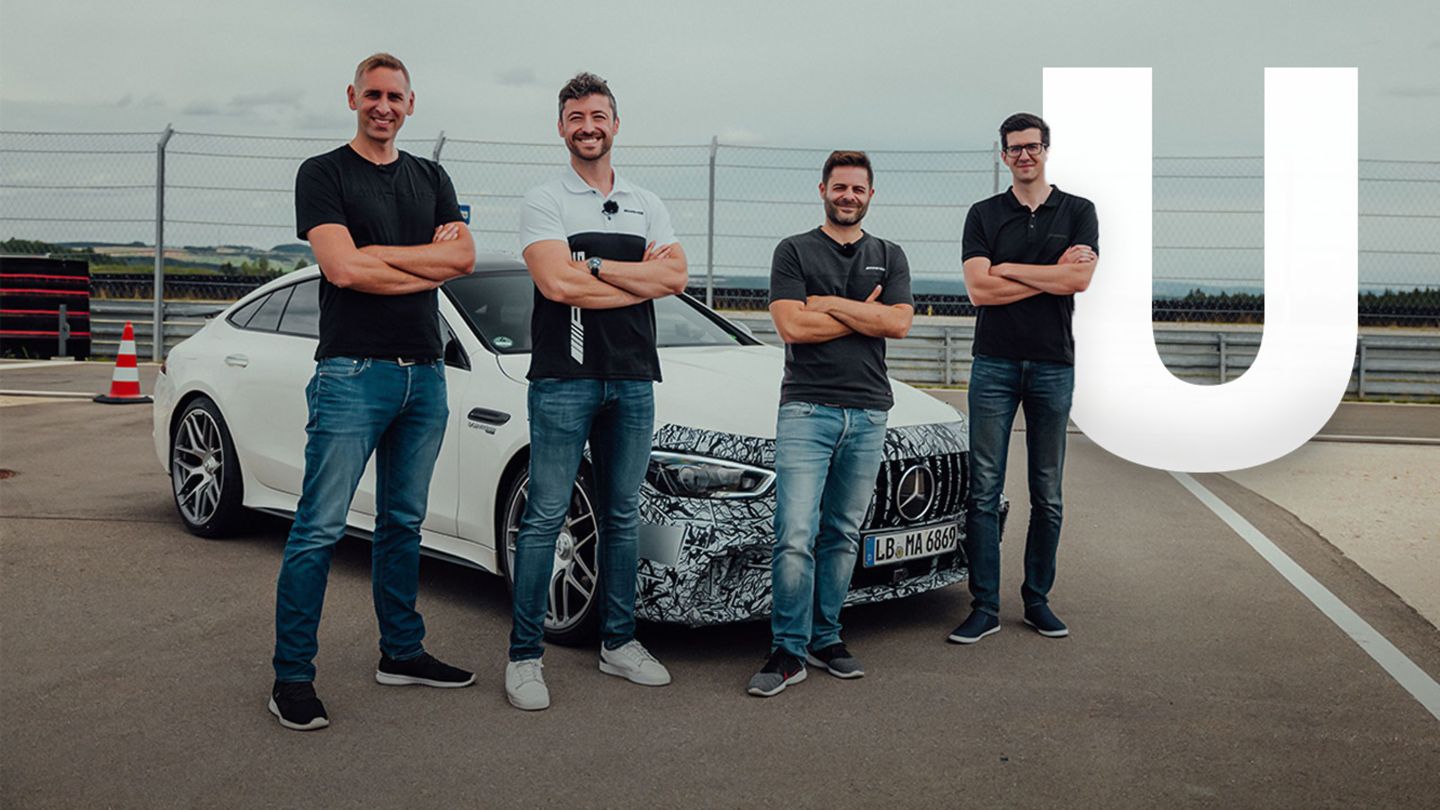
[224,354,249,368]
[467,407,511,426]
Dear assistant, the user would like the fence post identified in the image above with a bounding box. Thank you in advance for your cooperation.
[152,123,174,362]
[432,130,447,162]
[944,328,954,386]
[1218,332,1228,383]
[57,304,69,358]
[706,135,718,308]
[992,140,1000,194]
[1357,337,1367,399]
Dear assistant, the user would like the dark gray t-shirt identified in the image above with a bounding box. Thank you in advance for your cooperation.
[769,228,913,410]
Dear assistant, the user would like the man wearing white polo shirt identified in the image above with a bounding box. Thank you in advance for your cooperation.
[504,72,688,711]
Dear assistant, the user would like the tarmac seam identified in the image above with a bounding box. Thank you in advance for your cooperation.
[0,514,174,525]
[1170,471,1440,723]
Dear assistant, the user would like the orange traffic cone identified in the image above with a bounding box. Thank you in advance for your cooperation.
[94,321,152,404]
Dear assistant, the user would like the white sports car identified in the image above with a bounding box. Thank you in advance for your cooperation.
[154,256,988,643]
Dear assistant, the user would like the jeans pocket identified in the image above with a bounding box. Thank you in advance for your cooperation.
[316,356,368,377]
[778,401,816,418]
[863,408,890,426]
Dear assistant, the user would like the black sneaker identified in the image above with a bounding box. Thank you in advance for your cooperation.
[1023,604,1070,638]
[375,651,475,688]
[806,643,865,679]
[946,610,1001,644]
[269,680,329,731]
[746,650,807,697]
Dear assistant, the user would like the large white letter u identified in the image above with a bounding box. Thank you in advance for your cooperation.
[1045,68,1358,472]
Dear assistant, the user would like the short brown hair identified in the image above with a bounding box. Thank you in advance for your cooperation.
[353,53,411,88]
[558,72,617,119]
[1000,112,1049,149]
[822,150,873,186]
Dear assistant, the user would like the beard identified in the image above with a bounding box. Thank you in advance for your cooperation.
[824,196,869,227]
[566,131,612,163]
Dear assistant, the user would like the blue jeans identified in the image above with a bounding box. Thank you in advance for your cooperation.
[963,354,1073,616]
[273,357,448,683]
[770,401,888,660]
[509,378,654,662]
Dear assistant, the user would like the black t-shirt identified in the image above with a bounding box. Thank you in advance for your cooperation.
[769,228,913,410]
[295,145,463,360]
[962,186,1099,365]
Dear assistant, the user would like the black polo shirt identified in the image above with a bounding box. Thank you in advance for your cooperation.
[295,145,463,360]
[961,186,1098,364]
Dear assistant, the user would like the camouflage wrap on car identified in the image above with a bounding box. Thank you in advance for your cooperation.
[633,418,973,626]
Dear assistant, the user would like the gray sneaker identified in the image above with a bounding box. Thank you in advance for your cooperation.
[505,658,549,711]
[746,650,807,697]
[806,643,865,679]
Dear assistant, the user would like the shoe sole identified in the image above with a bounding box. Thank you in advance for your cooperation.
[598,660,672,686]
[375,671,476,688]
[1023,618,1070,638]
[947,624,1001,644]
[268,697,329,731]
[746,667,807,697]
[804,653,865,679]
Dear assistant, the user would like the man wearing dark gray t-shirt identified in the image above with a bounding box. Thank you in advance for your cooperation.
[747,151,914,698]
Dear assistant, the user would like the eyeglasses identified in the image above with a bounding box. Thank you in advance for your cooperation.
[1002,142,1047,158]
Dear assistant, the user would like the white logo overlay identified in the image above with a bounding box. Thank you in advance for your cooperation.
[1044,67,1358,472]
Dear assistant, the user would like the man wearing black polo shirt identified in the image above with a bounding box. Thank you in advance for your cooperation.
[504,73,688,711]
[748,151,914,697]
[270,53,476,731]
[947,113,1098,645]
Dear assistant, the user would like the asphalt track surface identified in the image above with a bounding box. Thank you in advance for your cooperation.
[2,364,1438,808]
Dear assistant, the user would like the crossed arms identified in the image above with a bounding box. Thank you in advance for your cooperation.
[770,286,914,345]
[963,244,1097,307]
[522,240,689,309]
[308,221,476,295]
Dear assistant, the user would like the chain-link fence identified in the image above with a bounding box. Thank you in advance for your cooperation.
[4,128,1438,354]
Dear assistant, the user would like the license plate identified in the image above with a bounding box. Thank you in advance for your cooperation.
[863,522,960,568]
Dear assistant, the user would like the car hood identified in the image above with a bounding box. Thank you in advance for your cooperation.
[495,344,960,439]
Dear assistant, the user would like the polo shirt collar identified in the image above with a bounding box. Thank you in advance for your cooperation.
[1005,184,1063,210]
[561,163,633,198]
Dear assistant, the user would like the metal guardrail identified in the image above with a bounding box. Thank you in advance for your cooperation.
[86,302,1440,401]
[726,315,1440,402]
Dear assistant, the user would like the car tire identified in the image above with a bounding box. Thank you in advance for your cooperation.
[498,462,602,647]
[170,396,247,538]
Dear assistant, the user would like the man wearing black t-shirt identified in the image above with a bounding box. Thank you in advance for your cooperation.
[504,73,688,711]
[747,151,914,697]
[270,53,476,731]
[947,113,1098,646]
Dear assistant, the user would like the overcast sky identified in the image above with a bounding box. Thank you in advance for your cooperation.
[3,0,1437,157]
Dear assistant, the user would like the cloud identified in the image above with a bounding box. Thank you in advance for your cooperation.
[496,67,537,87]
[718,126,765,144]
[1384,84,1440,99]
[116,94,133,108]
[229,90,305,110]
[182,101,221,116]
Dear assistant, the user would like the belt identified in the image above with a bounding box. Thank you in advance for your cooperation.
[375,357,437,367]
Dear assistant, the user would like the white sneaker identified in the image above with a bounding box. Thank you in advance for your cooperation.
[598,640,671,686]
[505,658,549,711]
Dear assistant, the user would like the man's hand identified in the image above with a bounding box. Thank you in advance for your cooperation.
[1060,244,1096,265]
[433,223,461,242]
[805,285,882,313]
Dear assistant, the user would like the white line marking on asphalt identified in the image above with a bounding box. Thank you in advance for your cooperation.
[0,390,95,399]
[0,361,78,371]
[1171,471,1440,722]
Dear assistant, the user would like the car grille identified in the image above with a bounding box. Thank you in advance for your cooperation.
[864,451,967,531]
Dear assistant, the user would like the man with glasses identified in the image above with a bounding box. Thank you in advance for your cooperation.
[948,113,1098,645]
[506,72,688,711]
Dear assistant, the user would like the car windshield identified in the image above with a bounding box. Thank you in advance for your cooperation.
[444,269,760,355]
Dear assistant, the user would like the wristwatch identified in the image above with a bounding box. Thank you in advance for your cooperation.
[587,256,603,278]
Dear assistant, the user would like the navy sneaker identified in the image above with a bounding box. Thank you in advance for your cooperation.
[746,650,807,697]
[947,610,1000,644]
[375,651,475,688]
[1023,604,1070,638]
[269,680,329,731]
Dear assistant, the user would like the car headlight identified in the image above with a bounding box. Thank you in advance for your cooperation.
[645,451,775,499]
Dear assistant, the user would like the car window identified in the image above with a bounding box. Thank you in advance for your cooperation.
[444,269,756,354]
[244,286,292,333]
[277,280,320,338]
[228,294,268,328]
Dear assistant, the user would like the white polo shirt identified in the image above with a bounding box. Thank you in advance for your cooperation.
[519,165,677,381]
